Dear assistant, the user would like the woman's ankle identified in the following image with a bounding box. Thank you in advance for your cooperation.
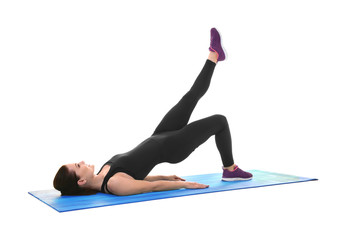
[224,164,236,171]
[208,51,218,64]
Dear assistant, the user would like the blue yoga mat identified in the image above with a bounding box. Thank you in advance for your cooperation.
[29,170,317,212]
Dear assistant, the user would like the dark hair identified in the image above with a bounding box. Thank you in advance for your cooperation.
[53,165,98,196]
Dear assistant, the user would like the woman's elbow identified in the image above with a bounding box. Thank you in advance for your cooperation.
[115,182,155,196]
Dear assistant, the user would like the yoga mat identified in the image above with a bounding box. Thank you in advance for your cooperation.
[29,170,317,212]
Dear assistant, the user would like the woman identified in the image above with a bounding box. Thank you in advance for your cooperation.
[53,28,253,196]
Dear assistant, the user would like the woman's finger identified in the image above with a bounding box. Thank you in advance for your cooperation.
[175,176,185,181]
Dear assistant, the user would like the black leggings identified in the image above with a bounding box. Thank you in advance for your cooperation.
[100,59,235,185]
[151,59,234,167]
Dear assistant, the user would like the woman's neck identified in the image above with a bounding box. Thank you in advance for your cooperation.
[89,174,106,192]
[84,174,105,192]
[86,165,110,192]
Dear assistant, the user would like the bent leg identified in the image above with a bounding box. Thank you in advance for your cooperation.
[163,114,234,167]
[152,60,216,135]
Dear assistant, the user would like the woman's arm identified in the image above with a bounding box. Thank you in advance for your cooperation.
[144,175,167,181]
[108,176,208,196]
[144,175,185,182]
[152,180,208,192]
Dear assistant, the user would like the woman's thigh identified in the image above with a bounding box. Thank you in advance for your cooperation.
[162,114,227,163]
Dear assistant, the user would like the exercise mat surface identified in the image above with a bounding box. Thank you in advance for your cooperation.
[29,170,317,212]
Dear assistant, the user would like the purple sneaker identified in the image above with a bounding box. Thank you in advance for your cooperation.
[209,27,227,61]
[222,165,253,181]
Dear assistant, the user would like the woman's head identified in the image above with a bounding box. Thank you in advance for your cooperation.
[53,161,97,195]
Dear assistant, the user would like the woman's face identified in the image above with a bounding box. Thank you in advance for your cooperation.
[65,161,95,184]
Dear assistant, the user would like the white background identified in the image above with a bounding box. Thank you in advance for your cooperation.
[1,0,343,239]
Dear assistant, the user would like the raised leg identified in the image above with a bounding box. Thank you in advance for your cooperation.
[152,56,217,135]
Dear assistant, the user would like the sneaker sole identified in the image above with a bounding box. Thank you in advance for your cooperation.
[222,177,253,181]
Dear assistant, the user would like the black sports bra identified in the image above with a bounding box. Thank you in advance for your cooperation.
[97,155,138,193]
[97,137,164,194]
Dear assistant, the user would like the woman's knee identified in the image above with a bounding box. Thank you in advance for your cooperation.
[212,114,228,125]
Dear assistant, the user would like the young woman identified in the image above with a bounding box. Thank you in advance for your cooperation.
[53,28,253,196]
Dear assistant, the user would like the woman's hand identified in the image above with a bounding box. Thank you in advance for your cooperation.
[183,181,209,189]
[164,176,210,189]
[165,175,186,181]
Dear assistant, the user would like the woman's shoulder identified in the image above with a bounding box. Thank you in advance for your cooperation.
[107,172,135,189]
[107,173,154,196]
[106,172,136,195]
